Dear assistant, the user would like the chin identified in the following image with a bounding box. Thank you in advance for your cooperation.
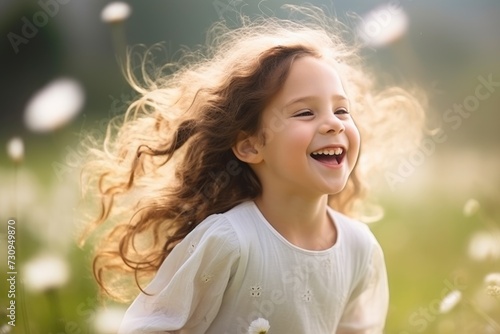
[322,183,349,196]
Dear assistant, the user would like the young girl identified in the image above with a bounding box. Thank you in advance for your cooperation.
[81,6,425,333]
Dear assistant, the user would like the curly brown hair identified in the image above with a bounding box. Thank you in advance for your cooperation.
[79,6,426,301]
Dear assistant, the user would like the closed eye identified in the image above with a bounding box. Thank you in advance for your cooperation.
[334,108,349,115]
[293,109,314,117]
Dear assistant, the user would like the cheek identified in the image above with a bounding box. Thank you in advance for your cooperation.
[286,124,313,145]
[264,127,311,168]
[269,125,311,150]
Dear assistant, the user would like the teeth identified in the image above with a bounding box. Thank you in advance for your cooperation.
[311,148,344,156]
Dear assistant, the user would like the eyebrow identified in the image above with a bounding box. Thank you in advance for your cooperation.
[284,95,349,108]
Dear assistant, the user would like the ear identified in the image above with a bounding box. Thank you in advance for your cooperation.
[232,132,263,164]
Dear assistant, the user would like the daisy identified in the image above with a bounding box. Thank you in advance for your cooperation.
[357,4,408,47]
[101,2,131,23]
[94,306,127,334]
[248,318,270,334]
[6,137,24,163]
[467,230,500,261]
[439,290,462,314]
[463,198,480,217]
[24,78,84,133]
[485,272,500,297]
[22,253,69,292]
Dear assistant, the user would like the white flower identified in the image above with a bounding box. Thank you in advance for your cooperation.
[94,306,127,334]
[24,78,85,133]
[439,290,462,314]
[101,2,131,23]
[248,317,270,334]
[485,272,500,297]
[22,253,69,292]
[0,323,13,333]
[6,137,24,163]
[467,230,500,261]
[357,4,408,47]
[463,198,480,217]
[484,272,500,286]
[486,285,500,297]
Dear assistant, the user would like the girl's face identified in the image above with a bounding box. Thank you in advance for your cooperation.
[253,56,361,199]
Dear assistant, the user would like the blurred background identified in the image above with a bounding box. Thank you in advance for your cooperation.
[1,0,499,333]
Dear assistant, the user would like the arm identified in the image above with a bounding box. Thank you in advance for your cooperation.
[337,241,389,334]
[118,216,240,333]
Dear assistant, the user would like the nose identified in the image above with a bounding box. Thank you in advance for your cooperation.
[319,113,345,135]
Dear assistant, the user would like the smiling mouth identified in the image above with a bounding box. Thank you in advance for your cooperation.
[310,148,346,165]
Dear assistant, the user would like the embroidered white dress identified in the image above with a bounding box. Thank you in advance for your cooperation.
[118,201,389,334]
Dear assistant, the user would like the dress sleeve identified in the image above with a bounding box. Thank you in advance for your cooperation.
[336,239,389,334]
[118,215,240,333]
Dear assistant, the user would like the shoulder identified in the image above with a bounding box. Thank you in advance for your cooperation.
[182,209,242,259]
[218,201,257,222]
[184,201,257,251]
[193,201,251,230]
[329,208,382,266]
[330,208,386,289]
[330,208,379,247]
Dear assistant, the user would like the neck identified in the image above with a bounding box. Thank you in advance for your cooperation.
[254,192,337,250]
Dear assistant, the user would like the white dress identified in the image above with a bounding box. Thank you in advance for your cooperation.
[118,201,389,334]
